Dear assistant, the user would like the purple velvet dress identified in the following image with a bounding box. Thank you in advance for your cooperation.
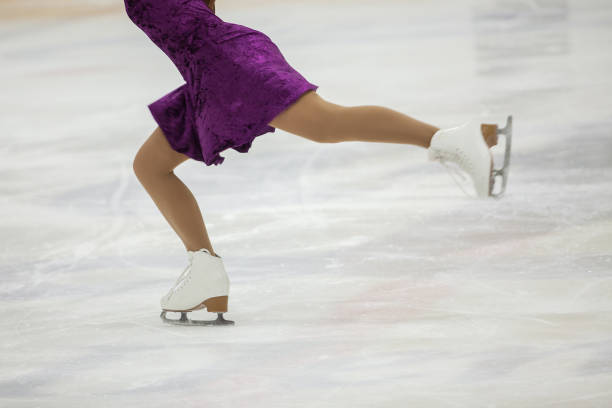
[124,0,319,165]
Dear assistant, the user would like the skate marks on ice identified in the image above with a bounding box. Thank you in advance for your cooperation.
[1,0,612,406]
[471,0,570,65]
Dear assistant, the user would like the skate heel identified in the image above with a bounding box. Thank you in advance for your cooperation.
[489,115,513,198]
[203,295,229,313]
[481,124,499,148]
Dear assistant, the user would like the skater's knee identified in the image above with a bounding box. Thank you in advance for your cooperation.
[132,145,152,182]
[133,127,189,181]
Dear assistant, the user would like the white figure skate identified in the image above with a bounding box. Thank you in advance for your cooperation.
[428,115,513,198]
[160,248,234,326]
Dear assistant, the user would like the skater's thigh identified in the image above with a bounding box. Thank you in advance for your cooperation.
[133,126,190,178]
[268,90,343,142]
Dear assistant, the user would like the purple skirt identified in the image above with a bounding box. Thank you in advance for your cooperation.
[124,0,319,165]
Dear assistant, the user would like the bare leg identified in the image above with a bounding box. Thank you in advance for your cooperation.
[133,126,217,256]
[269,91,440,148]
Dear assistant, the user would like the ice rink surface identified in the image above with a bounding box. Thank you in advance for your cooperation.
[1,0,611,406]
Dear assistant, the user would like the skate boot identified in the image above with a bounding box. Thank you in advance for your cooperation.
[428,115,513,198]
[160,248,234,326]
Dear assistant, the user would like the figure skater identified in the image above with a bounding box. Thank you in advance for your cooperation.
[125,0,512,325]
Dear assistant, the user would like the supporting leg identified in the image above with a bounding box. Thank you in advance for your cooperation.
[133,126,217,255]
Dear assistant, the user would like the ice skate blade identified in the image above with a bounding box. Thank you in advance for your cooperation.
[160,311,235,326]
[489,115,513,199]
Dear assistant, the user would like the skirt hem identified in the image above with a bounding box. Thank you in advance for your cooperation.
[198,82,319,166]
[148,82,319,166]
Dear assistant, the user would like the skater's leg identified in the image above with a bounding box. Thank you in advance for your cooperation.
[269,91,440,148]
[133,126,217,256]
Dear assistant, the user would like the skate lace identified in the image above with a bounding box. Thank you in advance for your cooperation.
[174,264,191,288]
[431,148,477,199]
[167,256,195,297]
[165,249,215,299]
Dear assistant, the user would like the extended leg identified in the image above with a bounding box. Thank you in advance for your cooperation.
[269,91,511,197]
[133,126,217,255]
[269,90,440,148]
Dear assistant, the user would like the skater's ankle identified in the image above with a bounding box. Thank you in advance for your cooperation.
[426,127,440,148]
[187,246,217,257]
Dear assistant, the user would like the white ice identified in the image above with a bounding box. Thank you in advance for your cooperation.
[1,0,611,406]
